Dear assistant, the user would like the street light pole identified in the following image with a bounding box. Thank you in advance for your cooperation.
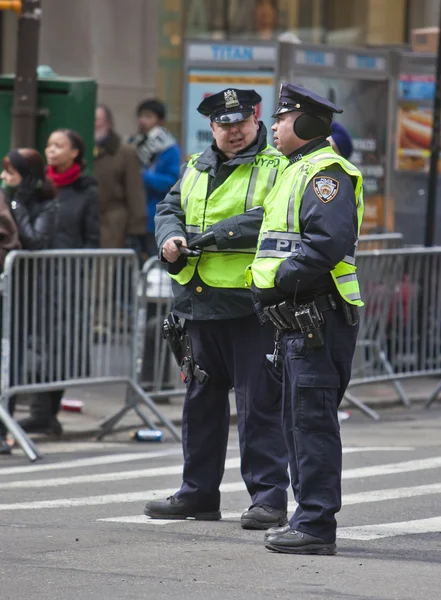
[10,0,42,149]
[424,6,441,247]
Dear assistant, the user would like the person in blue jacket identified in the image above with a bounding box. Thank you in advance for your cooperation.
[128,99,181,257]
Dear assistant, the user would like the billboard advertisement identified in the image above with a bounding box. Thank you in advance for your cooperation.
[395,74,440,173]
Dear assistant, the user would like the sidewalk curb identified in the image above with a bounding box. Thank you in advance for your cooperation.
[38,395,439,443]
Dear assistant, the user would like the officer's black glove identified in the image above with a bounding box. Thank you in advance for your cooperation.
[187,228,216,249]
[174,239,202,257]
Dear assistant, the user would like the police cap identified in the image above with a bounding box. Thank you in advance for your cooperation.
[197,88,262,124]
[273,83,343,118]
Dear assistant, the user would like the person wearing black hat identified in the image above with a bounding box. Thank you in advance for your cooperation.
[145,88,290,529]
[249,83,364,554]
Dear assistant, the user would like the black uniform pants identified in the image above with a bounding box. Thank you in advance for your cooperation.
[175,314,290,511]
[281,307,358,541]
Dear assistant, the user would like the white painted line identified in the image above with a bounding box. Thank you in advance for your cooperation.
[98,511,244,524]
[98,515,186,525]
[343,482,441,505]
[0,482,247,511]
[286,482,441,512]
[0,453,430,490]
[0,446,411,478]
[0,449,184,477]
[338,517,441,540]
[342,447,413,454]
[96,482,441,525]
[343,456,441,479]
[0,457,241,490]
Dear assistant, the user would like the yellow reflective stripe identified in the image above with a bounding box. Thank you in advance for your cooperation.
[343,255,356,265]
[262,231,302,241]
[245,167,260,210]
[265,168,278,196]
[257,249,293,258]
[336,273,358,284]
[183,171,202,212]
[203,246,255,254]
[346,291,362,301]
[186,225,201,234]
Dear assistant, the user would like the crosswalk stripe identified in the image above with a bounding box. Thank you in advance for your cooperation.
[338,517,441,540]
[343,456,441,479]
[98,511,243,524]
[5,474,441,513]
[0,449,183,477]
[0,482,247,511]
[0,446,414,478]
[0,457,241,490]
[0,454,430,491]
[95,482,441,525]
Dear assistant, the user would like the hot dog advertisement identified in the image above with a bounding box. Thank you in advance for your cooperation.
[396,74,441,173]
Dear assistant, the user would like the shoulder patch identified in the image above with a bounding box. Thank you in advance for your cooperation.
[312,176,339,203]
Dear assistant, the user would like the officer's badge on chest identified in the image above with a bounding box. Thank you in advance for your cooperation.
[313,176,339,203]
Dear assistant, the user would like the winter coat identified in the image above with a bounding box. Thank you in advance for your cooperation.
[128,127,181,233]
[50,175,100,249]
[94,132,146,248]
[0,189,20,270]
[8,187,57,251]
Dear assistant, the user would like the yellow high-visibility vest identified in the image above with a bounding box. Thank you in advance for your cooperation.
[169,146,289,289]
[249,147,364,305]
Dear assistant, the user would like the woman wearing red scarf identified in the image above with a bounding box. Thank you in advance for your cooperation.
[18,129,100,436]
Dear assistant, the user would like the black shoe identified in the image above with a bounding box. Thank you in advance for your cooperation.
[241,504,288,530]
[18,416,63,436]
[265,525,336,555]
[144,496,221,521]
[0,437,12,455]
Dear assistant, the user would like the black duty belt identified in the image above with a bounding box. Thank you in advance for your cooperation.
[263,293,337,332]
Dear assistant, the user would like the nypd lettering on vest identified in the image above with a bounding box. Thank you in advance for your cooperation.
[313,176,339,203]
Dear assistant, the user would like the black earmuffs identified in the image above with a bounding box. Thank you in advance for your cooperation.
[294,114,332,140]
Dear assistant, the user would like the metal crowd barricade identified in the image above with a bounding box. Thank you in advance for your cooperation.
[136,257,184,400]
[0,249,181,461]
[358,233,404,251]
[345,247,441,419]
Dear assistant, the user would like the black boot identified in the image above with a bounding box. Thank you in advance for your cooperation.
[144,496,221,520]
[241,504,288,530]
[18,391,63,436]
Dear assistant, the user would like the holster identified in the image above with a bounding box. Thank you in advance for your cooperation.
[162,314,208,383]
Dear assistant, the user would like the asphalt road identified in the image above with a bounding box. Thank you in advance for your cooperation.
[1,406,441,600]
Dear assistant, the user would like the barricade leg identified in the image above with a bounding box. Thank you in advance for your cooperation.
[97,387,157,439]
[342,389,381,420]
[130,381,181,441]
[0,397,42,461]
[97,380,182,442]
[425,381,441,408]
[378,350,411,407]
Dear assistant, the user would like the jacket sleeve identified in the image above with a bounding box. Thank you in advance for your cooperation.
[211,207,264,250]
[0,191,20,270]
[154,170,187,251]
[142,146,181,195]
[275,166,358,294]
[82,186,101,249]
[11,195,56,250]
[123,145,147,236]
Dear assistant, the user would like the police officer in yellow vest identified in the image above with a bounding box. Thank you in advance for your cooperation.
[249,84,364,555]
[145,89,290,529]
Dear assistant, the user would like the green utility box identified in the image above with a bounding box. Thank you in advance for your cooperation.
[0,75,97,170]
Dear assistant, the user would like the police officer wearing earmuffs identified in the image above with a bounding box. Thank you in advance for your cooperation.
[248,83,364,555]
